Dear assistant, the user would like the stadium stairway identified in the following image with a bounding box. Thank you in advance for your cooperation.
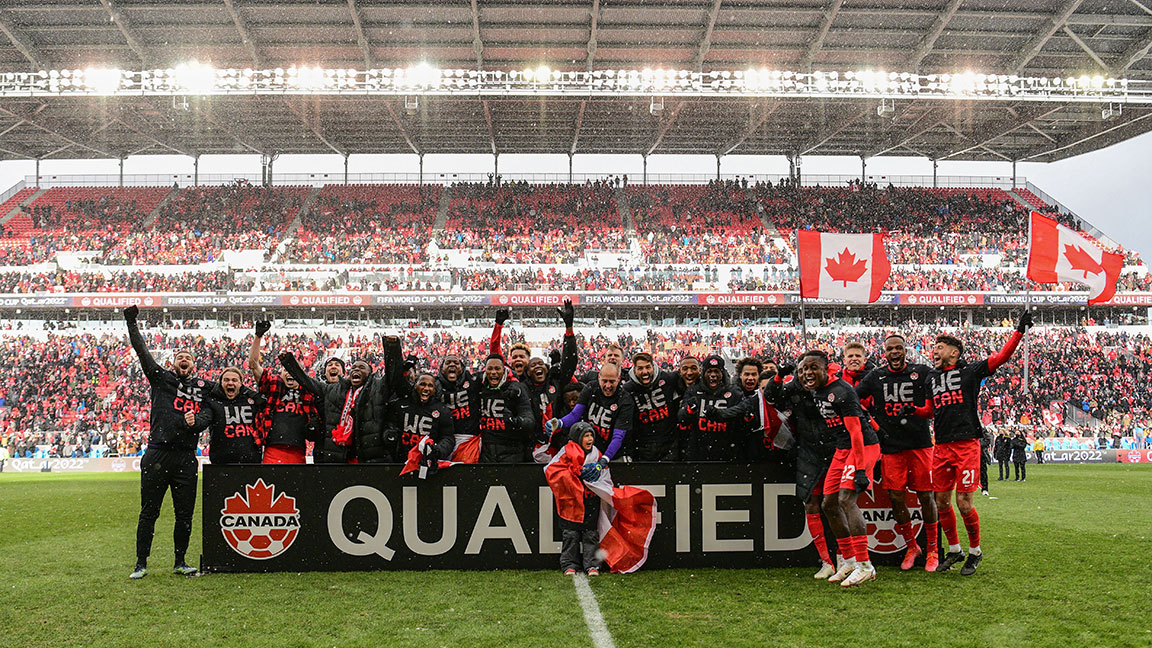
[1009,188,1044,212]
[142,185,182,227]
[432,185,452,231]
[617,185,636,234]
[0,187,47,224]
[267,186,322,263]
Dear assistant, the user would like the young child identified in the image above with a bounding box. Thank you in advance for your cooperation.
[553,422,603,576]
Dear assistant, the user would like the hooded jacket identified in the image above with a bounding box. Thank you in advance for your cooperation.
[383,388,456,461]
[476,370,535,447]
[437,365,480,438]
[678,355,748,461]
[622,365,683,461]
[191,384,267,465]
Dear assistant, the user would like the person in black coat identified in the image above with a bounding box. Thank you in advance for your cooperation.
[383,371,456,465]
[1011,432,1029,482]
[994,431,1012,481]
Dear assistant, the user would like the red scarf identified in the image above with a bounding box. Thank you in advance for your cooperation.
[331,385,363,446]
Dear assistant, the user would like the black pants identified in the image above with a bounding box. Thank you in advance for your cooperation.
[560,528,600,572]
[1036,450,1044,464]
[481,441,526,463]
[1014,461,1026,481]
[979,452,990,491]
[136,447,198,565]
[998,459,1010,480]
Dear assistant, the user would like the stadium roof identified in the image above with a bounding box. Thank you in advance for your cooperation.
[0,0,1151,163]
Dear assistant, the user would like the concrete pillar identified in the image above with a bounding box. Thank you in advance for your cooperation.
[568,153,574,184]
[1012,160,1017,188]
[716,155,721,181]
[861,156,866,182]
[419,153,424,187]
[493,153,499,183]
[34,157,40,186]
[193,155,199,187]
[119,157,124,187]
[932,159,937,188]
[343,153,350,185]
[642,154,648,186]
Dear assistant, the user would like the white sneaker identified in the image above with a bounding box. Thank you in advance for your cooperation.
[840,563,877,587]
[813,562,836,579]
[827,560,856,583]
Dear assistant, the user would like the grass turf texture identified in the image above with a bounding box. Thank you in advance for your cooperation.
[1,465,1148,648]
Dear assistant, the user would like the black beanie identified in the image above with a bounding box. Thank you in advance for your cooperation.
[569,421,595,445]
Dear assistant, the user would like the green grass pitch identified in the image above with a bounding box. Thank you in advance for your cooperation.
[1,464,1149,648]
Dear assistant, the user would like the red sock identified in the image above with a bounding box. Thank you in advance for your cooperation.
[854,535,870,563]
[806,514,832,564]
[925,521,939,554]
[939,505,960,547]
[895,522,915,545]
[961,508,980,547]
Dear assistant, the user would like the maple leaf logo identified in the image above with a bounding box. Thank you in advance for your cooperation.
[824,249,868,286]
[222,479,298,516]
[1063,244,1103,279]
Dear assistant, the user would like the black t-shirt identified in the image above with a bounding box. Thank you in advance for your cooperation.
[385,396,455,459]
[202,388,267,464]
[438,373,480,437]
[855,363,933,454]
[576,383,635,452]
[622,370,681,447]
[811,378,878,450]
[926,360,992,444]
[477,379,534,445]
[260,372,315,449]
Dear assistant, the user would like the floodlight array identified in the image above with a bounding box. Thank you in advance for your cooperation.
[0,63,1146,103]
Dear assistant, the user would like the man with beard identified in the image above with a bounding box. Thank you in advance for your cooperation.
[436,354,481,460]
[546,363,635,476]
[679,356,749,461]
[384,371,456,467]
[189,367,266,466]
[279,336,401,464]
[522,300,579,439]
[797,350,881,588]
[579,343,625,385]
[123,305,211,579]
[622,352,683,461]
[854,333,939,572]
[248,320,319,464]
[477,354,535,463]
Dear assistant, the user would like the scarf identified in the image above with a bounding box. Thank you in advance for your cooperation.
[331,385,363,446]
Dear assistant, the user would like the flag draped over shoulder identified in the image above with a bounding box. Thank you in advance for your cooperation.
[1027,211,1122,305]
[798,231,890,303]
[544,441,658,573]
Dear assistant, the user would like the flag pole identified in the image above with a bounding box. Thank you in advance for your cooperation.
[1024,212,1033,420]
[796,229,808,345]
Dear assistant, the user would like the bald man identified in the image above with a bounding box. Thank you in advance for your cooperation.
[547,363,635,472]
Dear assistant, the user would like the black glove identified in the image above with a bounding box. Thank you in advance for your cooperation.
[1016,310,1034,333]
[278,351,300,372]
[700,405,715,420]
[255,320,272,337]
[401,355,418,374]
[853,469,870,492]
[898,404,917,418]
[535,426,551,445]
[548,349,562,367]
[778,364,796,378]
[123,305,139,322]
[557,298,574,329]
[495,308,511,325]
[580,457,608,482]
[421,442,440,462]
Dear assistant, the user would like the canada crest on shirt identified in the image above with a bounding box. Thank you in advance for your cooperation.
[828,393,836,402]
[432,410,440,418]
[910,372,919,380]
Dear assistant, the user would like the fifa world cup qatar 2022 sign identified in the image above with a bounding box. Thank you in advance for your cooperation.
[200,463,918,572]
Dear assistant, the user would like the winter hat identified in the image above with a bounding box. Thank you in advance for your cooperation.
[569,421,595,445]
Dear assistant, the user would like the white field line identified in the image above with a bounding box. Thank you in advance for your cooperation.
[573,573,617,648]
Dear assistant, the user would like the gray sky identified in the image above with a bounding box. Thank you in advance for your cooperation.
[2,128,1149,260]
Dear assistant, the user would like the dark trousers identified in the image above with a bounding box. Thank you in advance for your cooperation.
[979,452,990,491]
[136,447,198,565]
[480,441,526,464]
[1036,450,1044,464]
[998,459,1011,480]
[560,528,600,572]
[1014,461,1026,481]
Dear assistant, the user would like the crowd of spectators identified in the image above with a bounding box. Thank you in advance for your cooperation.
[3,324,1150,459]
[0,270,236,293]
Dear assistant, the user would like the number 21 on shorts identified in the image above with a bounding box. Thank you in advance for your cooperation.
[961,469,976,486]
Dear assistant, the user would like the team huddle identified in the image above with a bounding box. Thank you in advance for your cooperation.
[121,301,1034,585]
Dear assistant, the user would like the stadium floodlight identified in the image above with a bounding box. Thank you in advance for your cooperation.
[1,65,1149,103]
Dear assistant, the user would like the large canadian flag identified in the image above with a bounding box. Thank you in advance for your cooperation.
[798,230,890,303]
[1026,212,1122,305]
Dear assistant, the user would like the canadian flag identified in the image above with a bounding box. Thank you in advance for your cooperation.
[798,231,890,303]
[1026,212,1122,305]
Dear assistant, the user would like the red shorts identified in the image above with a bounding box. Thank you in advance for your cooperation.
[262,444,306,464]
[881,447,934,492]
[932,439,981,493]
[823,444,882,494]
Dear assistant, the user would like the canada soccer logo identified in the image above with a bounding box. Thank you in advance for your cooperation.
[857,488,923,554]
[220,479,300,560]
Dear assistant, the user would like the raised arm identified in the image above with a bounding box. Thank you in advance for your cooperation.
[490,308,510,355]
[988,311,1033,372]
[123,305,161,379]
[279,351,326,397]
[248,320,272,382]
[556,299,578,384]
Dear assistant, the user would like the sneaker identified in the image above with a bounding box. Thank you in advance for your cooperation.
[840,563,877,588]
[586,568,600,577]
[813,562,836,579]
[960,552,983,576]
[923,552,939,572]
[900,543,922,571]
[563,568,577,576]
[935,551,965,572]
[981,490,989,496]
[129,565,147,580]
[173,563,198,576]
[827,560,856,583]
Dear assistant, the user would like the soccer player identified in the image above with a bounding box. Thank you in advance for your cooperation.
[854,333,939,571]
[521,300,579,439]
[840,342,873,386]
[796,350,881,587]
[622,351,683,461]
[678,356,701,389]
[734,357,764,398]
[123,305,209,579]
[913,311,1033,575]
[477,354,535,463]
[579,343,626,384]
[248,320,318,464]
[437,354,481,443]
[678,356,749,461]
[383,371,456,467]
[547,363,635,471]
[190,367,266,465]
